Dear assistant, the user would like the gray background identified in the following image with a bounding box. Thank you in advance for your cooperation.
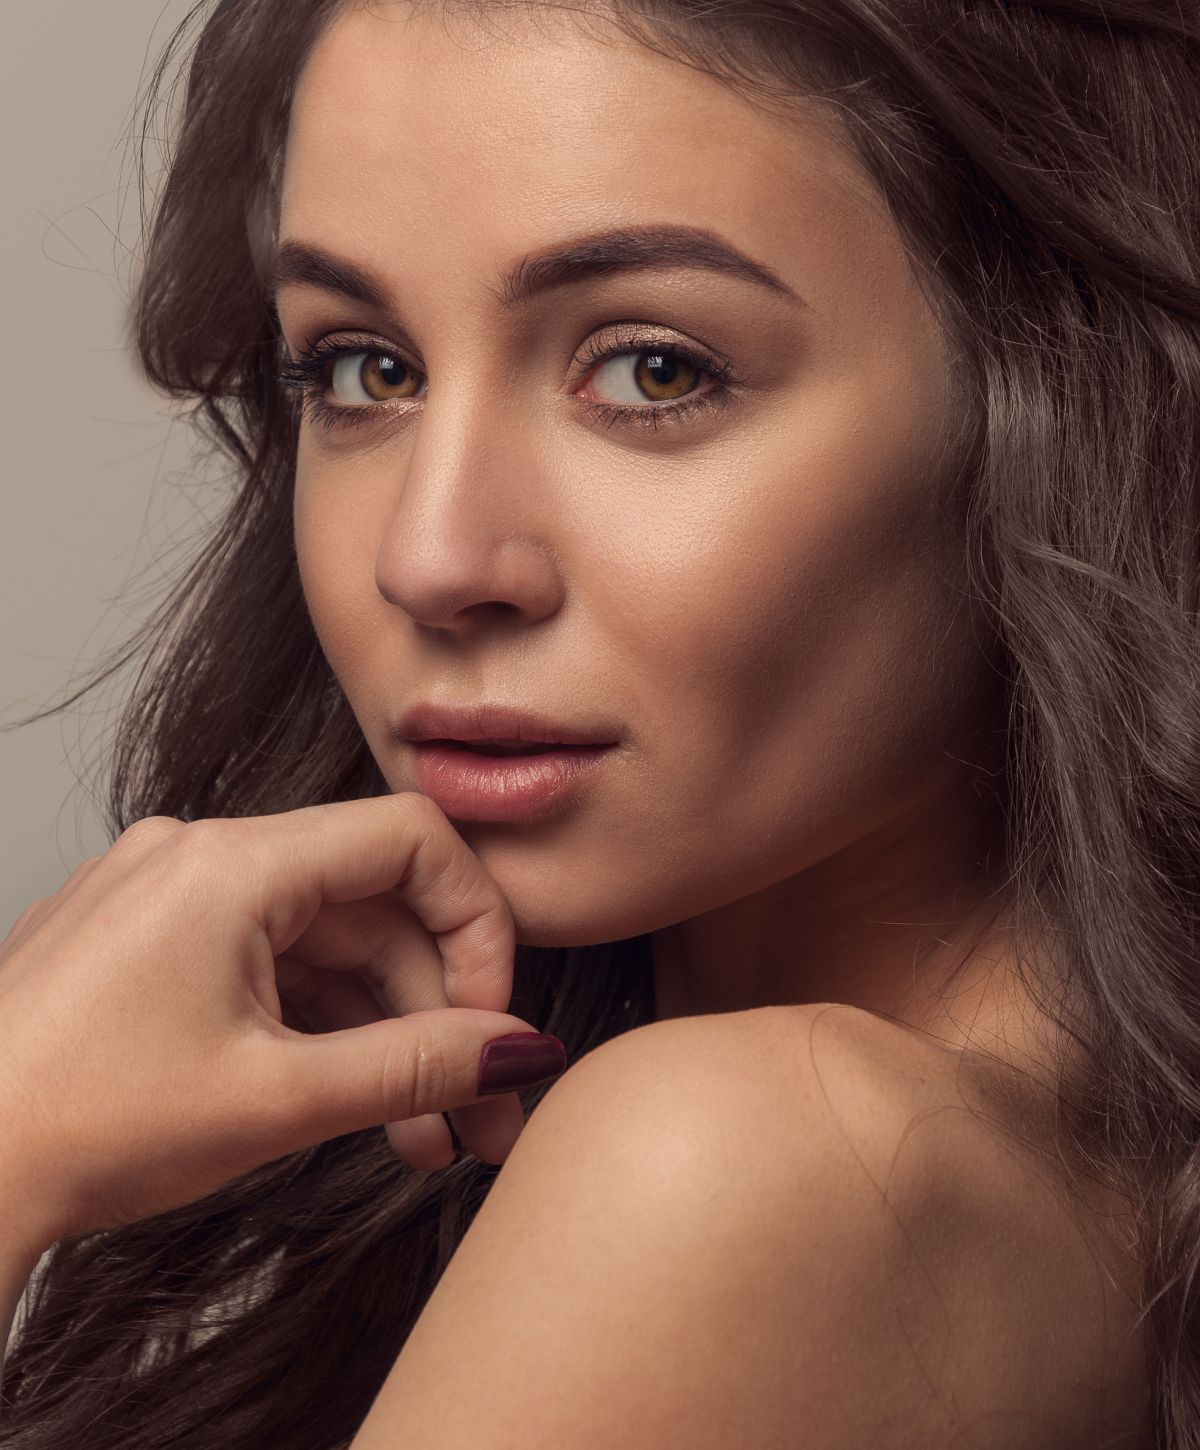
[2,4,210,936]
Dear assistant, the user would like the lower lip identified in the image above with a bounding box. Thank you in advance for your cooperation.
[408,742,616,820]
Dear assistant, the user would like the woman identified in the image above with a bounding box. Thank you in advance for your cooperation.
[1,0,1195,1442]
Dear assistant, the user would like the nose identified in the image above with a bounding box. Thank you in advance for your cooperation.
[372,391,565,635]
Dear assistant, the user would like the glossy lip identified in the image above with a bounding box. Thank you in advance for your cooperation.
[408,741,615,821]
[399,701,622,748]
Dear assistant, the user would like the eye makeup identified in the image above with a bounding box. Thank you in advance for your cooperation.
[275,326,746,436]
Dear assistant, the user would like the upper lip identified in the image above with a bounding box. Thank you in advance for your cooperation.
[399,702,621,746]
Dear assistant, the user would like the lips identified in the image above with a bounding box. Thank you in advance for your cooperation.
[399,701,621,749]
[407,739,616,820]
[435,740,573,756]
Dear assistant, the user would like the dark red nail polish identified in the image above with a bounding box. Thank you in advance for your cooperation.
[477,1032,567,1095]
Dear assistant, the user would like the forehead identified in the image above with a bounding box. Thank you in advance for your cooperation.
[279,1,902,309]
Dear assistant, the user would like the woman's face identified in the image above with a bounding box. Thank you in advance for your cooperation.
[277,1,997,959]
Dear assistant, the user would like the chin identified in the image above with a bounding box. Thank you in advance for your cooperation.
[507,885,681,951]
[403,806,686,947]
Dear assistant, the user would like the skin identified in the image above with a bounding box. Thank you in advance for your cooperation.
[277,0,1058,1087]
[270,7,1153,1437]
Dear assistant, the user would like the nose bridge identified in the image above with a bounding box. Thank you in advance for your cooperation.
[372,365,563,626]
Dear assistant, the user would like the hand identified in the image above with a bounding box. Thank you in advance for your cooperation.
[0,793,565,1256]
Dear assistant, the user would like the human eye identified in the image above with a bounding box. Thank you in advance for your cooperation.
[275,326,744,437]
[276,334,424,434]
[569,326,743,434]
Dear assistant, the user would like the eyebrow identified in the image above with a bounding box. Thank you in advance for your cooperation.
[269,224,803,313]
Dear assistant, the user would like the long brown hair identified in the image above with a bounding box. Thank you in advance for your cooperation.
[3,0,1199,1444]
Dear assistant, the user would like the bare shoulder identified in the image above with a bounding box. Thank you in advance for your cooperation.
[573,1001,1151,1448]
[350,1002,1151,1449]
[673,1000,1154,1450]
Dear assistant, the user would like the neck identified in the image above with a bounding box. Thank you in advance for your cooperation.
[648,748,1065,1090]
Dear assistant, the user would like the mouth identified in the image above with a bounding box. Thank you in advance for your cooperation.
[431,739,595,756]
[398,701,621,752]
[407,738,617,820]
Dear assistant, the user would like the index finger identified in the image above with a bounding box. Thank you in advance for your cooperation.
[197,792,517,1013]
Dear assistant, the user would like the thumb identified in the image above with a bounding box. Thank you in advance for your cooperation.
[263,1009,568,1152]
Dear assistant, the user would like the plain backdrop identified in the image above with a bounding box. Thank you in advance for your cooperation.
[1,4,214,936]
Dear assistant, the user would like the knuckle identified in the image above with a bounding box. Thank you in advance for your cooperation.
[390,789,445,834]
[396,794,471,887]
[113,815,185,854]
[384,1024,447,1121]
[378,1038,417,1122]
[6,898,48,939]
[139,819,242,898]
[166,817,231,865]
[428,835,471,898]
[66,853,108,888]
[378,793,443,878]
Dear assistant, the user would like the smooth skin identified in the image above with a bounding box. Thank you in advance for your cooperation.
[281,0,1044,1074]
[349,1003,1150,1449]
[0,795,551,1263]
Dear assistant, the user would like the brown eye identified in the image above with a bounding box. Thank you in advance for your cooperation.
[330,351,424,404]
[636,352,702,401]
[587,349,705,406]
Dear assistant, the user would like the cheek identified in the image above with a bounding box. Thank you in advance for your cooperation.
[614,370,979,875]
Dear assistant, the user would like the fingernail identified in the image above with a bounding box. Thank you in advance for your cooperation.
[477,1032,567,1096]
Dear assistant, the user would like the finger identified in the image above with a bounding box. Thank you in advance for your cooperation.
[282,895,448,1014]
[108,816,188,866]
[228,794,522,1163]
[346,897,527,1158]
[277,956,456,1170]
[256,1007,567,1159]
[276,955,385,1029]
[384,1113,456,1170]
[214,793,516,1014]
[276,949,521,1166]
[449,1089,527,1163]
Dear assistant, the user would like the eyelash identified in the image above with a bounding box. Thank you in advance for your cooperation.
[274,330,741,436]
